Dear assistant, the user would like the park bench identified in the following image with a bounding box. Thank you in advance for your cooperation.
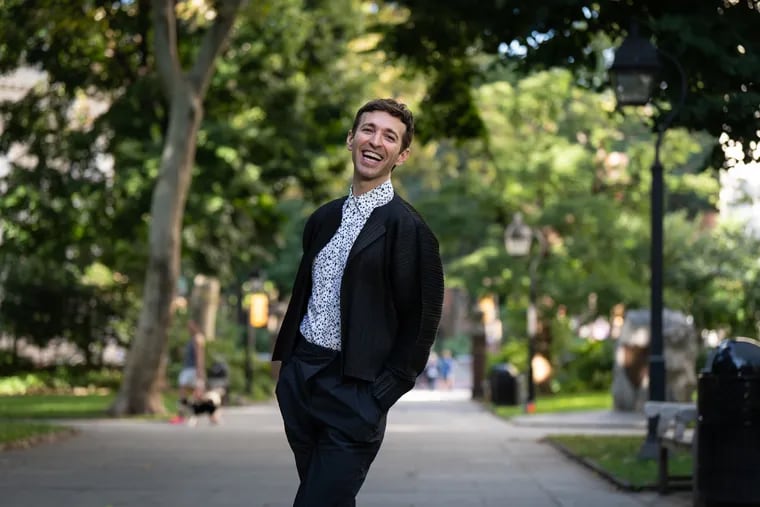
[643,401,697,494]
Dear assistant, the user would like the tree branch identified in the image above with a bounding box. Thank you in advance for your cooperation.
[152,0,182,99]
[188,0,245,96]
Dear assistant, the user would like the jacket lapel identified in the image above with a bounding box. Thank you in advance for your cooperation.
[347,202,390,264]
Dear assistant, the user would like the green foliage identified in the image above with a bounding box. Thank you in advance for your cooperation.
[487,339,528,374]
[488,333,615,395]
[0,259,138,362]
[70,367,123,391]
[383,0,760,166]
[0,350,33,371]
[663,216,760,337]
[0,374,46,396]
[553,338,616,394]
[411,68,713,316]
[185,0,371,281]
[259,198,312,295]
[0,367,122,395]
[407,65,760,352]
[0,0,373,362]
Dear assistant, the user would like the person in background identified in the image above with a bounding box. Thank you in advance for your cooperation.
[424,351,439,390]
[439,349,455,390]
[170,319,206,425]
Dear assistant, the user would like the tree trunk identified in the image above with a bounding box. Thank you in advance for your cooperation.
[109,87,202,415]
[107,0,244,416]
[189,274,221,340]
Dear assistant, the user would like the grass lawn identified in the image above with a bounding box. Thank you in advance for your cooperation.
[489,391,693,489]
[546,434,692,489]
[0,392,182,449]
[0,392,180,420]
[0,420,74,448]
[492,390,612,419]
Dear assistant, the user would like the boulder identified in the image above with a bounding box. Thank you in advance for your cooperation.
[611,309,698,412]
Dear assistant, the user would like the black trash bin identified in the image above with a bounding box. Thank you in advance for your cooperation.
[489,363,522,406]
[695,338,760,507]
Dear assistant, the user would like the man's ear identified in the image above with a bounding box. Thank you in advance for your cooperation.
[346,130,354,150]
[395,148,411,166]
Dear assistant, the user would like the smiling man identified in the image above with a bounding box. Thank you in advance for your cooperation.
[272,98,445,506]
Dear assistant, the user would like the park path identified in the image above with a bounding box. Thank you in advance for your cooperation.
[0,389,691,507]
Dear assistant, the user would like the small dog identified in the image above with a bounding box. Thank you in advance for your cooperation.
[190,390,222,416]
[181,389,223,426]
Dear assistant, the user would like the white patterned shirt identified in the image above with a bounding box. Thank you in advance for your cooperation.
[299,179,394,350]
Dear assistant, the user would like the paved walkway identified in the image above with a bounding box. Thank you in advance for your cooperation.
[0,389,691,507]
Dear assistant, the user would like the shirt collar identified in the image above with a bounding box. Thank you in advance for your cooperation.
[347,179,394,218]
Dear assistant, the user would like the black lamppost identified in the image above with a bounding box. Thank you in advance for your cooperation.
[505,212,546,414]
[609,24,687,459]
[239,270,265,396]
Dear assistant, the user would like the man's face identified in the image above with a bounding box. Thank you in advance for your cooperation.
[347,110,410,191]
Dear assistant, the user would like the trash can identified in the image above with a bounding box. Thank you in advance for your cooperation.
[489,363,522,406]
[695,338,760,507]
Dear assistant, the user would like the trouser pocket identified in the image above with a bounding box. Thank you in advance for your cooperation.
[317,377,385,443]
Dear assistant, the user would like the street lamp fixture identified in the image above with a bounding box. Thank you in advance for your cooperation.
[504,212,533,257]
[504,212,546,414]
[609,25,687,459]
[239,270,266,395]
[609,24,661,107]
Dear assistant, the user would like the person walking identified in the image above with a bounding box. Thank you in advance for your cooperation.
[271,98,445,507]
[439,349,455,390]
[424,351,440,390]
[170,319,208,425]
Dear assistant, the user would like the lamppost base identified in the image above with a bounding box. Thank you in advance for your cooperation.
[637,415,660,460]
[637,438,659,460]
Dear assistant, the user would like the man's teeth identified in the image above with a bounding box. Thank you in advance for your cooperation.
[363,151,382,161]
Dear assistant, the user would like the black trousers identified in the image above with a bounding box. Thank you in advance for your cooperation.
[275,338,387,507]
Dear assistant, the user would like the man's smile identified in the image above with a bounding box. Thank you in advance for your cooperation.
[361,150,383,162]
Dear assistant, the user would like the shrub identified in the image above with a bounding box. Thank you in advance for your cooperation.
[486,339,528,373]
[552,338,615,394]
[0,374,46,395]
[0,366,123,395]
[486,334,616,395]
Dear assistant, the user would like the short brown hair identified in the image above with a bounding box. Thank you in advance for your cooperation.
[351,98,415,151]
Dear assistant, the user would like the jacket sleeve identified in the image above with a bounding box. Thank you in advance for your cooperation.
[371,219,444,411]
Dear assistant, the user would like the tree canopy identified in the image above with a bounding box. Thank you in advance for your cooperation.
[382,0,760,166]
[0,0,372,412]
